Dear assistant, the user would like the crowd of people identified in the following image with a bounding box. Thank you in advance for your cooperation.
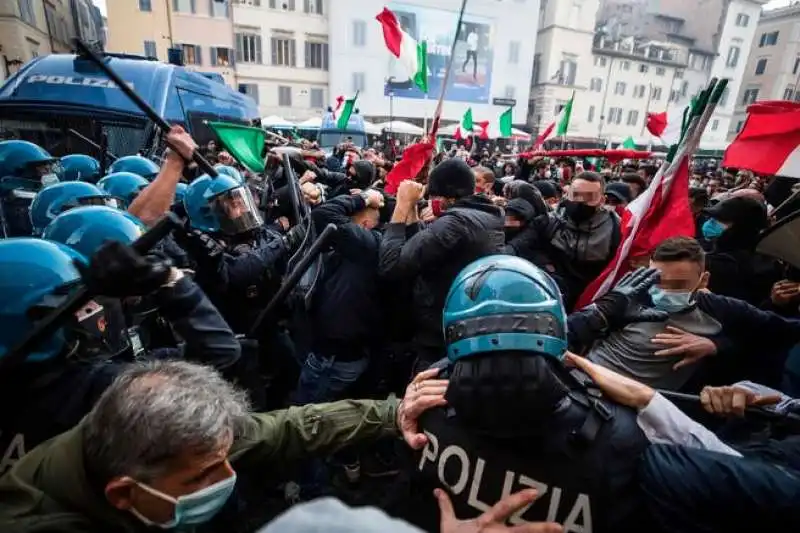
[0,124,798,533]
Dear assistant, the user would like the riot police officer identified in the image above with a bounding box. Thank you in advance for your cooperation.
[108,154,160,181]
[59,154,101,183]
[28,181,117,236]
[0,140,60,237]
[0,234,240,473]
[412,255,655,533]
[97,171,149,209]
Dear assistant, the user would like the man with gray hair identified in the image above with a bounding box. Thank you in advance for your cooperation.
[0,360,447,532]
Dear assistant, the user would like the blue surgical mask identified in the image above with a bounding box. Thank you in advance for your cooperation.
[130,472,237,529]
[648,285,695,313]
[702,218,726,240]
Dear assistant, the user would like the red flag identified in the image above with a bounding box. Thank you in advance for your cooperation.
[533,122,555,149]
[332,95,345,119]
[465,136,473,149]
[646,112,668,138]
[376,8,403,57]
[384,142,434,195]
[476,120,490,140]
[575,156,695,309]
[722,101,800,178]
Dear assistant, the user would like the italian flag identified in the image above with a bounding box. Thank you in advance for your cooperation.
[376,8,428,93]
[534,92,574,148]
[336,92,358,130]
[722,101,800,178]
[646,108,686,146]
[499,107,513,138]
[454,108,474,140]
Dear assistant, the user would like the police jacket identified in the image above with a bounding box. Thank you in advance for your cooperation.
[309,194,384,355]
[0,398,400,533]
[378,196,505,350]
[0,276,240,474]
[414,385,654,533]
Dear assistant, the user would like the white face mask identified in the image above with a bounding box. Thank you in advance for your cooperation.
[41,173,59,187]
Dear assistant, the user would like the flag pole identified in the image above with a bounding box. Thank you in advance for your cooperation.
[427,0,469,139]
[641,82,653,137]
[423,92,429,133]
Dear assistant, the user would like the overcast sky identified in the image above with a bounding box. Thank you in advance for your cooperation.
[90,0,795,19]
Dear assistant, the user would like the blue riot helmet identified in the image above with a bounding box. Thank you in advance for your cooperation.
[29,181,118,236]
[174,182,188,204]
[97,172,149,209]
[0,140,59,185]
[59,154,101,183]
[185,174,263,235]
[0,239,87,362]
[43,205,145,258]
[214,164,244,184]
[443,255,568,362]
[108,155,160,181]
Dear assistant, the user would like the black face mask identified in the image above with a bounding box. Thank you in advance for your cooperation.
[505,227,523,241]
[563,200,597,224]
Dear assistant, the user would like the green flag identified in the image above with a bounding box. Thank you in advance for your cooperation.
[337,92,359,130]
[499,107,513,137]
[555,92,574,136]
[621,136,636,149]
[462,108,474,131]
[206,121,266,173]
[414,40,428,93]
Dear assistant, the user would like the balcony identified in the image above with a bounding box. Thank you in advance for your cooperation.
[592,35,689,67]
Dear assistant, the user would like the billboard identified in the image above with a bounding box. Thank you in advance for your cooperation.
[384,3,494,104]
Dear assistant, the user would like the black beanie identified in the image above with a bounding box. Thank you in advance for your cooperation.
[427,158,475,199]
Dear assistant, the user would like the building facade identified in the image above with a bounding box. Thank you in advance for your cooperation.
[232,0,328,120]
[729,2,800,139]
[530,0,768,149]
[106,0,236,85]
[328,0,539,128]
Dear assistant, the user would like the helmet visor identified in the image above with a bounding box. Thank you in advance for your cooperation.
[210,185,263,235]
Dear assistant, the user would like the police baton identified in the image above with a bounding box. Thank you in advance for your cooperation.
[658,389,800,428]
[248,223,337,337]
[73,39,218,178]
[282,153,309,226]
[0,212,181,373]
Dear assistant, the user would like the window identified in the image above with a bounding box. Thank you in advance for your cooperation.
[633,85,646,98]
[655,67,665,76]
[590,77,602,92]
[587,105,595,123]
[594,56,607,67]
[278,86,292,107]
[651,87,662,101]
[554,101,566,116]
[675,69,684,79]
[759,31,779,47]
[735,13,749,27]
[787,87,797,101]
[303,0,322,14]
[143,40,157,59]
[18,0,36,25]
[508,41,520,64]
[681,81,689,97]
[735,120,744,133]
[607,107,623,124]
[179,44,202,65]
[271,37,297,67]
[211,0,228,17]
[235,33,263,63]
[670,90,680,103]
[139,0,152,11]
[238,83,259,104]
[504,85,516,99]
[794,57,800,75]
[310,88,324,108]
[210,47,233,66]
[352,20,366,47]
[614,81,626,96]
[233,0,261,4]
[741,88,759,105]
[711,119,719,131]
[558,57,577,85]
[352,72,365,92]
[173,0,196,13]
[626,110,639,126]
[755,58,767,75]
[638,64,648,74]
[620,60,630,71]
[270,0,295,8]
[726,46,740,68]
[305,41,328,70]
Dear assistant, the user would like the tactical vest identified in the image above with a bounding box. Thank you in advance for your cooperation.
[414,381,653,533]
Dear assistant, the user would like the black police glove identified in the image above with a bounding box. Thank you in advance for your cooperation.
[593,267,667,329]
[175,228,225,261]
[76,241,172,298]
[283,223,307,252]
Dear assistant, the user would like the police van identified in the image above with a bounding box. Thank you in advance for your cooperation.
[0,51,260,159]
[317,110,367,153]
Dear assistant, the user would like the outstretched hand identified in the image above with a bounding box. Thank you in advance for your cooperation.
[436,488,563,533]
[398,368,448,450]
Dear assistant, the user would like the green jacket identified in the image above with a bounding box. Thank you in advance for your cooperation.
[0,398,399,533]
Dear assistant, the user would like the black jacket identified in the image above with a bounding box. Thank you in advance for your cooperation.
[378,196,505,351]
[309,195,384,357]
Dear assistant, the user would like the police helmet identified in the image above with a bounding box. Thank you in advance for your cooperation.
[0,140,59,183]
[174,182,188,206]
[59,154,101,183]
[43,205,145,258]
[214,164,244,184]
[108,155,159,181]
[97,172,149,209]
[184,174,262,235]
[0,238,87,363]
[443,255,567,362]
[29,181,118,236]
